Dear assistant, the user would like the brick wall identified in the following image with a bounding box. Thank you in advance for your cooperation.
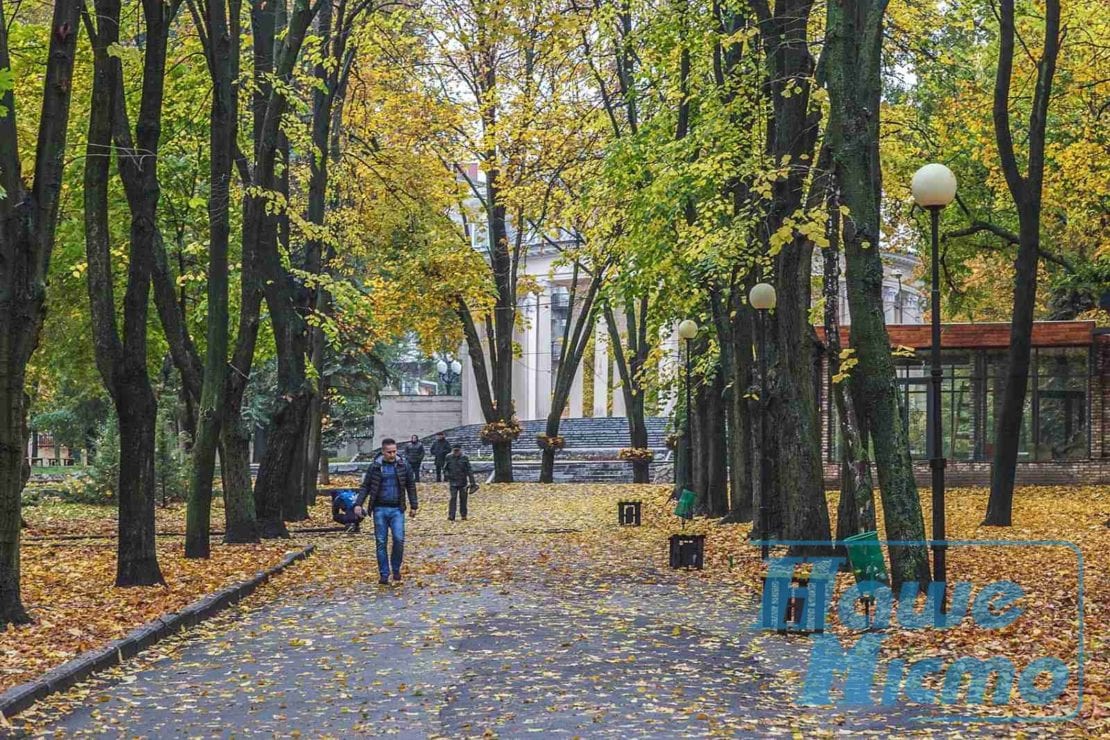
[1095,332,1109,459]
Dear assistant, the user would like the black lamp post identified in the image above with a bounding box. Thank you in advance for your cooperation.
[749,282,776,560]
[912,162,957,590]
[677,319,699,491]
[437,357,462,395]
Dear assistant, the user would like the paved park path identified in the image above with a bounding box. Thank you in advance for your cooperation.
[22,485,1018,738]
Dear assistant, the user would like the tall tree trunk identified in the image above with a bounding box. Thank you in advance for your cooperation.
[985,0,1061,526]
[0,0,82,628]
[705,366,729,516]
[85,0,164,586]
[247,0,320,530]
[825,0,929,586]
[752,0,830,547]
[111,0,187,566]
[691,370,709,504]
[605,302,652,484]
[185,0,238,558]
[539,262,603,483]
[115,377,162,585]
[823,188,876,542]
[221,392,259,543]
[711,285,754,522]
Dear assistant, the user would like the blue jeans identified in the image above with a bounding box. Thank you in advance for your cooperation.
[372,506,405,579]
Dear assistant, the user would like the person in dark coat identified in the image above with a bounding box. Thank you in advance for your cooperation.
[443,445,477,521]
[355,438,419,585]
[404,434,426,481]
[430,432,451,482]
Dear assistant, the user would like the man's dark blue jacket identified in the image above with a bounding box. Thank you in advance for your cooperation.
[356,457,419,511]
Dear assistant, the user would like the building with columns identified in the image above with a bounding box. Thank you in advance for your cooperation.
[371,240,926,447]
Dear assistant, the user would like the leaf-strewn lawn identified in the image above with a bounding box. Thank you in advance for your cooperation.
[8,482,1108,735]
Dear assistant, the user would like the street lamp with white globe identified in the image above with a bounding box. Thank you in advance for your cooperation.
[677,319,699,493]
[749,282,776,559]
[911,162,957,595]
[437,357,463,395]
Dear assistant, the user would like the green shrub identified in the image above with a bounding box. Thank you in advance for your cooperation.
[83,413,120,502]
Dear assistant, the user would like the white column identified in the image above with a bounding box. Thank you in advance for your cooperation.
[611,350,626,417]
[568,352,585,418]
[461,343,483,426]
[512,296,532,420]
[534,286,552,419]
[525,293,540,420]
[660,329,680,417]
[593,320,609,417]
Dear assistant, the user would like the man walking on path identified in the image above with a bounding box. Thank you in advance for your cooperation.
[355,438,418,585]
[404,434,426,481]
[430,431,451,482]
[444,445,477,521]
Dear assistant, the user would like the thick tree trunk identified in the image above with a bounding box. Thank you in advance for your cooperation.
[0,0,82,627]
[0,384,31,625]
[539,414,560,484]
[826,0,930,586]
[823,187,876,542]
[705,368,729,517]
[254,391,310,537]
[491,440,512,483]
[220,407,259,543]
[771,253,831,546]
[115,378,163,586]
[751,0,830,549]
[85,0,164,586]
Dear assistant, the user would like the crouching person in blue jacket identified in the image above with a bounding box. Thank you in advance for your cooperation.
[332,488,364,533]
[354,438,419,585]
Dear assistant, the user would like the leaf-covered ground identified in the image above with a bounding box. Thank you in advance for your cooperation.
[7,482,1108,736]
[1,541,300,694]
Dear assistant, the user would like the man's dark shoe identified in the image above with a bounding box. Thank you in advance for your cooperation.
[461,516,467,521]
[392,572,403,583]
[448,517,455,521]
[378,578,389,586]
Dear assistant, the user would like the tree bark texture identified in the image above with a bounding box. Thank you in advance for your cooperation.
[752,0,831,547]
[825,0,930,586]
[0,0,82,627]
[986,0,1061,526]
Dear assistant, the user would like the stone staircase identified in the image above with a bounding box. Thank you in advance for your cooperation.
[349,417,672,483]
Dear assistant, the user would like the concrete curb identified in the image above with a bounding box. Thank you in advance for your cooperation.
[0,544,315,721]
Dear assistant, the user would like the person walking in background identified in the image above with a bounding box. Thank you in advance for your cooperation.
[444,444,477,521]
[430,431,451,482]
[404,434,426,482]
[355,438,418,585]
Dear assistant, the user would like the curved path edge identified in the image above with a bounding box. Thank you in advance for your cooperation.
[0,544,316,721]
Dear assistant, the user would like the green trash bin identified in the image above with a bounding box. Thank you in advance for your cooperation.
[674,489,696,520]
[843,530,888,585]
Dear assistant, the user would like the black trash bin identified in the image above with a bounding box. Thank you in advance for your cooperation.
[669,534,705,569]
